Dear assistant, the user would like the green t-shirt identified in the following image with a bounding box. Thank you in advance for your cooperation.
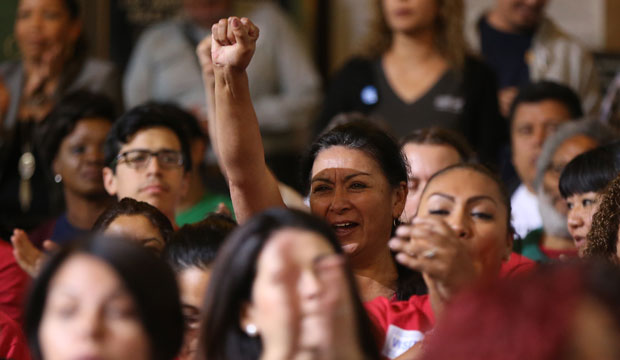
[513,228,548,262]
[175,193,234,227]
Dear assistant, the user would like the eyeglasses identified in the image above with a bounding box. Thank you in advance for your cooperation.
[114,149,184,170]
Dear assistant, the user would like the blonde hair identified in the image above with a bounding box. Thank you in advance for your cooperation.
[363,0,467,69]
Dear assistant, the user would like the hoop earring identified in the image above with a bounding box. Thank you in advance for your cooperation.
[54,174,62,183]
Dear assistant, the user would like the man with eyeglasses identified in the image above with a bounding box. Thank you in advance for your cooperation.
[103,103,191,227]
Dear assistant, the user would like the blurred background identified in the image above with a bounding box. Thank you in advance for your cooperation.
[1,0,620,88]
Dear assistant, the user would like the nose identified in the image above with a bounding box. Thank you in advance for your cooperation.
[145,154,163,175]
[85,147,105,164]
[77,309,105,340]
[532,125,547,148]
[567,209,584,229]
[328,186,350,214]
[448,209,471,239]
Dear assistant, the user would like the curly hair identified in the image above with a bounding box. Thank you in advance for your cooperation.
[584,173,620,262]
[363,0,466,69]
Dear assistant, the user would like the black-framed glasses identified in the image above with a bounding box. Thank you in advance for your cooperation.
[114,149,184,170]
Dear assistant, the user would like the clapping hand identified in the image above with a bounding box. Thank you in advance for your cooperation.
[389,217,479,310]
[11,229,59,277]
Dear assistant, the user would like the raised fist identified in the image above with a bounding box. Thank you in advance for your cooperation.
[210,17,259,71]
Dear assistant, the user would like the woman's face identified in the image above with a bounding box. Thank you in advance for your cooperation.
[39,254,151,360]
[543,135,598,215]
[382,0,439,34]
[53,118,111,198]
[566,191,599,256]
[401,143,461,223]
[418,168,511,277]
[177,266,211,360]
[309,146,406,262]
[245,228,344,352]
[103,215,166,254]
[15,0,81,62]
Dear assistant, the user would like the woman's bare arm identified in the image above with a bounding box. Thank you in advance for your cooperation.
[198,17,284,223]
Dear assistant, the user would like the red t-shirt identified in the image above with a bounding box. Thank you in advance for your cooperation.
[365,295,433,359]
[0,240,31,325]
[365,252,536,359]
[0,310,30,360]
[499,252,537,277]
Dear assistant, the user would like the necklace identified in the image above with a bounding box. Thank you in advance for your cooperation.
[17,121,36,212]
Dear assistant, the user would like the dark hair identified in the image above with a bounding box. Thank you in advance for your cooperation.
[37,90,116,168]
[25,235,184,360]
[104,103,192,172]
[424,163,513,230]
[92,198,174,245]
[400,126,477,162]
[584,172,620,261]
[60,0,81,19]
[559,142,620,198]
[164,214,237,272]
[198,208,380,360]
[174,105,207,141]
[301,120,408,194]
[509,81,584,125]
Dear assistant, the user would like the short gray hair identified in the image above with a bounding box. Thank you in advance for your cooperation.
[534,119,619,189]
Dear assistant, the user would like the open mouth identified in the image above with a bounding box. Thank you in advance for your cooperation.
[331,222,359,237]
[573,236,587,249]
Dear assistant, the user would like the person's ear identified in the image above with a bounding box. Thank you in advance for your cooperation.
[52,156,61,178]
[239,302,259,336]
[392,181,408,219]
[102,167,118,196]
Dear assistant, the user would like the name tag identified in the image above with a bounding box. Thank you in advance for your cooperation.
[434,95,464,114]
[381,324,425,359]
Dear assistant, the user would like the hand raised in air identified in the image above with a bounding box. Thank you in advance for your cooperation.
[210,17,259,71]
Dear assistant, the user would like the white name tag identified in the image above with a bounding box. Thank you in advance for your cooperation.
[434,95,465,114]
[381,324,425,359]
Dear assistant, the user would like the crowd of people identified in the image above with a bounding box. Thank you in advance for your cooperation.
[2,0,620,359]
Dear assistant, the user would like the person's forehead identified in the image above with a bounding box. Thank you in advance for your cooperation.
[405,144,461,169]
[121,126,182,151]
[312,146,381,176]
[259,229,334,268]
[553,136,598,161]
[424,169,503,203]
[513,100,572,125]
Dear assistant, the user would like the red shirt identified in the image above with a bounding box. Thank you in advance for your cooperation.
[366,252,536,359]
[0,240,30,325]
[0,310,30,360]
[499,252,537,277]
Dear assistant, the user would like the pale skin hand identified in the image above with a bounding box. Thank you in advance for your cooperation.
[258,242,364,360]
[10,229,59,277]
[314,255,365,360]
[258,236,301,360]
[201,17,284,223]
[388,217,478,317]
[196,38,218,158]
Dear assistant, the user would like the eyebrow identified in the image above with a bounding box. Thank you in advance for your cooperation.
[138,237,164,246]
[428,193,498,205]
[311,172,372,184]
